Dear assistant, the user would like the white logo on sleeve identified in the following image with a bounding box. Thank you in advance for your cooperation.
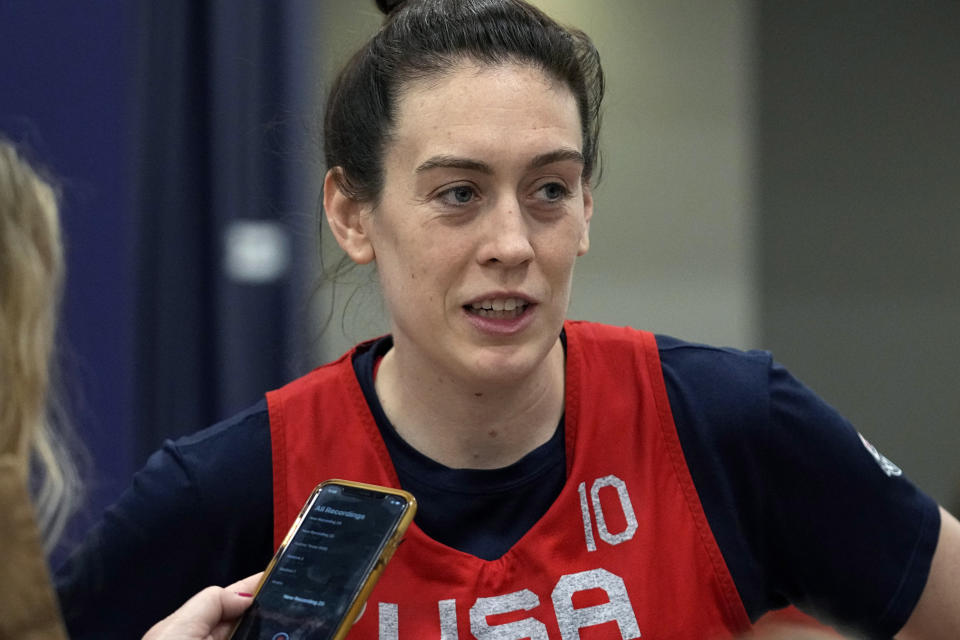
[858,434,903,477]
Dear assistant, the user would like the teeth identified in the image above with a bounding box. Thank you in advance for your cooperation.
[468,297,529,317]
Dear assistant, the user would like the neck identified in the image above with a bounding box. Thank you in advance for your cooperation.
[374,339,565,469]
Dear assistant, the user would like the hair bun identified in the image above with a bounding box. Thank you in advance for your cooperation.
[374,0,407,16]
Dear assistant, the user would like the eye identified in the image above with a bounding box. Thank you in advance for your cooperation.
[437,185,478,206]
[535,182,569,202]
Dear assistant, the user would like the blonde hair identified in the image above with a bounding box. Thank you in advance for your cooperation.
[0,138,82,550]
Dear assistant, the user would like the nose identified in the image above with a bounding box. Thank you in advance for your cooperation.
[477,196,535,267]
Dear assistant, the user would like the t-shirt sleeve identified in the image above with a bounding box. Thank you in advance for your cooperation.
[54,400,274,640]
[658,336,940,638]
[760,360,939,635]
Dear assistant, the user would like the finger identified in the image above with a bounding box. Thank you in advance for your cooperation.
[208,574,262,640]
[216,589,256,622]
[218,572,262,619]
[214,571,263,625]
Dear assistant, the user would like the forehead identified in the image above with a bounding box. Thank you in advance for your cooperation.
[387,62,583,167]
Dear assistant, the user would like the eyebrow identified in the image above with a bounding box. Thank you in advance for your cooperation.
[415,148,585,174]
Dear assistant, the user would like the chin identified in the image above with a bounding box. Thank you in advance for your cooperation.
[461,342,554,386]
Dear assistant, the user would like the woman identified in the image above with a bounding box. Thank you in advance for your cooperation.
[57,1,960,638]
[0,139,260,638]
[0,137,75,639]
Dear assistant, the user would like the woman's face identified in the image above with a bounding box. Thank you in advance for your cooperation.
[361,62,592,386]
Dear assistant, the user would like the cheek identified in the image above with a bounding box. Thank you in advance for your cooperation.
[539,223,586,271]
[378,242,454,306]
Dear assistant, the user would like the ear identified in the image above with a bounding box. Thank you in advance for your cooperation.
[577,182,593,256]
[323,168,375,265]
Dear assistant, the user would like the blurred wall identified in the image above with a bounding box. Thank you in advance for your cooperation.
[548,0,758,350]
[311,2,395,352]
[758,1,960,506]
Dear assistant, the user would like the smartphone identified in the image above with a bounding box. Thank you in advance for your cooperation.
[229,479,417,640]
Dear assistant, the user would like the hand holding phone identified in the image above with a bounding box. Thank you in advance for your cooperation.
[229,479,416,640]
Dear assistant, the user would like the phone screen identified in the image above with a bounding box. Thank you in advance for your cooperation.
[230,482,413,640]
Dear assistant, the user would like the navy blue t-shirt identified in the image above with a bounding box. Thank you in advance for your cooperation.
[54,333,939,639]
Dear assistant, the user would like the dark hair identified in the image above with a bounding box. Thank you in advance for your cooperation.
[324,0,604,203]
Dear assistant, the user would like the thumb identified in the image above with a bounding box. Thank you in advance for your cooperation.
[219,572,264,619]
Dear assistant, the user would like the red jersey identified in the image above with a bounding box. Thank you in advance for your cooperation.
[267,320,751,639]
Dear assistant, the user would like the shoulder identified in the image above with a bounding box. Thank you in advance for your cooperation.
[656,334,775,441]
[568,321,772,372]
[174,397,270,451]
[565,320,652,348]
[656,334,773,391]
[161,398,272,515]
[655,334,852,445]
[656,333,771,366]
[69,399,274,536]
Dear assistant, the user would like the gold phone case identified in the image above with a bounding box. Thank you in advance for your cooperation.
[235,479,417,640]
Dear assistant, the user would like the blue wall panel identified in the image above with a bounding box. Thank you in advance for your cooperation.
[0,0,138,546]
